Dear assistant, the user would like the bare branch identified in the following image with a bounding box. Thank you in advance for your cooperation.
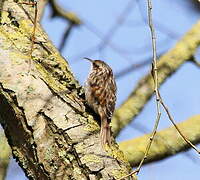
[119,1,161,178]
[112,20,200,137]
[119,115,200,167]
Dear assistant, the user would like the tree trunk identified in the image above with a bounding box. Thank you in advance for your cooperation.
[0,1,135,179]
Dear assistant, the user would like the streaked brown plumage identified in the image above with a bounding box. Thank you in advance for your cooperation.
[84,58,117,146]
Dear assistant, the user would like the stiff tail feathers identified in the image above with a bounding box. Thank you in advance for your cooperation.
[100,121,111,147]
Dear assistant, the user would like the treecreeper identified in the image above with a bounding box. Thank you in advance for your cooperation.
[84,58,117,147]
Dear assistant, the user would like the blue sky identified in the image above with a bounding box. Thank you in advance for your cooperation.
[5,0,200,179]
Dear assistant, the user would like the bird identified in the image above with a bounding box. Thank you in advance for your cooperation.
[84,57,117,147]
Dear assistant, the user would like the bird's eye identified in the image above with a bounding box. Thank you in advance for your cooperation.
[93,63,99,68]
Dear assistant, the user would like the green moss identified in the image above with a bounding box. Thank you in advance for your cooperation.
[73,167,82,175]
[111,168,137,180]
[44,145,54,162]
[25,85,35,94]
[67,154,75,161]
[81,154,101,164]
[18,19,34,37]
[107,144,130,166]
[83,115,99,133]
[0,11,11,24]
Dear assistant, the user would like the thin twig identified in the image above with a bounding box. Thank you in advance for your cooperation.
[130,122,200,164]
[18,1,38,45]
[98,0,135,51]
[77,3,136,63]
[119,2,200,179]
[136,0,179,40]
[115,50,164,79]
[18,1,38,71]
[115,59,150,79]
[133,0,162,174]
[118,0,161,179]
[158,92,200,154]
[121,2,200,179]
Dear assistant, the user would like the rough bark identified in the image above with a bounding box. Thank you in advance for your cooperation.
[0,1,135,179]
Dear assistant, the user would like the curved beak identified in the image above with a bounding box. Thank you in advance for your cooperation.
[84,57,93,63]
